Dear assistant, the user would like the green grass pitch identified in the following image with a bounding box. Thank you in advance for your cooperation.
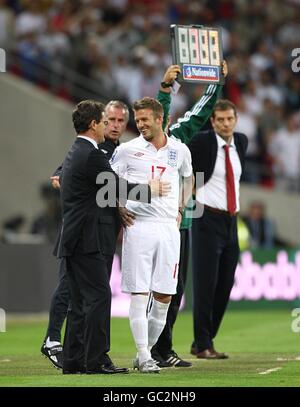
[0,309,300,387]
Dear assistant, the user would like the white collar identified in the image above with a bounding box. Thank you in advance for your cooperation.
[139,133,170,149]
[216,133,235,148]
[77,135,98,149]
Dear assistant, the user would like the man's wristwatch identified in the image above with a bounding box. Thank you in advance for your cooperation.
[160,81,173,88]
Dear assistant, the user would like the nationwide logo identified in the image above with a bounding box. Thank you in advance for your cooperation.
[134,152,144,157]
[183,64,219,82]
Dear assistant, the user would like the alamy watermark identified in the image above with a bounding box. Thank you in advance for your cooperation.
[0,308,6,332]
[95,171,204,218]
[291,308,300,333]
[291,48,300,73]
[0,48,6,73]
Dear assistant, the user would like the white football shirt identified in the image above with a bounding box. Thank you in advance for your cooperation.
[110,134,192,220]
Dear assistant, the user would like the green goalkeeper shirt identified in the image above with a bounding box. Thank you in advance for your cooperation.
[157,84,223,230]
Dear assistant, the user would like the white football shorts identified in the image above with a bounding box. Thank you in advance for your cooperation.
[121,219,181,295]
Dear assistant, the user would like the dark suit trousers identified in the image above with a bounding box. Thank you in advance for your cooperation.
[153,228,190,356]
[45,258,69,342]
[45,254,114,345]
[192,208,240,352]
[63,247,112,372]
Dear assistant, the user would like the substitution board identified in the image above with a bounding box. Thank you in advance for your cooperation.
[171,24,224,84]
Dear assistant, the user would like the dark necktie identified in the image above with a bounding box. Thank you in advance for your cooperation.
[223,144,236,214]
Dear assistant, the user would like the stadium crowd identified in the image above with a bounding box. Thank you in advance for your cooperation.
[1,0,300,190]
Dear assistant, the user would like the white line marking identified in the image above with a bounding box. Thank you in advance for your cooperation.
[276,356,300,361]
[259,367,282,375]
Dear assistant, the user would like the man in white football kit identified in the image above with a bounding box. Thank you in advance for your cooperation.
[111,97,193,373]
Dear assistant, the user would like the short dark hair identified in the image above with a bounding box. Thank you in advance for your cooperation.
[212,99,237,118]
[133,97,163,119]
[72,100,105,134]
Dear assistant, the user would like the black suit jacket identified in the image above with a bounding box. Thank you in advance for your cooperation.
[187,130,248,183]
[52,138,119,177]
[97,139,121,255]
[55,138,150,257]
[99,138,119,158]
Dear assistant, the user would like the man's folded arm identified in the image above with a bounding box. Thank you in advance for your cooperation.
[170,84,223,144]
[87,149,151,204]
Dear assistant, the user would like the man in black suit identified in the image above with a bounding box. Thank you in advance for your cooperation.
[56,100,164,374]
[41,101,130,369]
[188,100,248,359]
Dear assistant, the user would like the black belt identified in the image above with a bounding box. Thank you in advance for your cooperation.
[204,204,238,217]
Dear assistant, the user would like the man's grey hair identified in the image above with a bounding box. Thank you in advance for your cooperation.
[105,100,130,122]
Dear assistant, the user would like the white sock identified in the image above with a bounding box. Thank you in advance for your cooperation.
[129,294,151,364]
[45,337,61,348]
[148,298,170,350]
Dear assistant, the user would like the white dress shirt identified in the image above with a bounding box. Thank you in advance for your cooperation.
[77,135,98,149]
[196,134,242,211]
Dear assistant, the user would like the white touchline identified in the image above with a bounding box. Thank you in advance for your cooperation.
[259,367,282,375]
[276,356,300,361]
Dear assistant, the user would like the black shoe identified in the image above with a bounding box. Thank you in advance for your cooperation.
[41,342,63,369]
[152,349,192,368]
[151,350,172,368]
[86,363,129,374]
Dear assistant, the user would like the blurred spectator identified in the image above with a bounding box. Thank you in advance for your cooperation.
[243,79,263,118]
[249,41,273,80]
[14,0,47,38]
[242,200,295,249]
[30,183,61,243]
[0,0,15,49]
[242,201,275,249]
[256,100,285,188]
[16,31,48,82]
[256,69,284,107]
[268,114,300,192]
[235,96,259,183]
[284,77,300,113]
[92,53,119,98]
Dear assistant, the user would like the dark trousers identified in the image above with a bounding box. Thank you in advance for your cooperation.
[63,248,112,371]
[152,228,190,357]
[44,259,69,342]
[192,208,240,352]
[44,255,114,344]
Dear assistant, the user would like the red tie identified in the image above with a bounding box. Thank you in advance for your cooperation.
[223,145,236,214]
